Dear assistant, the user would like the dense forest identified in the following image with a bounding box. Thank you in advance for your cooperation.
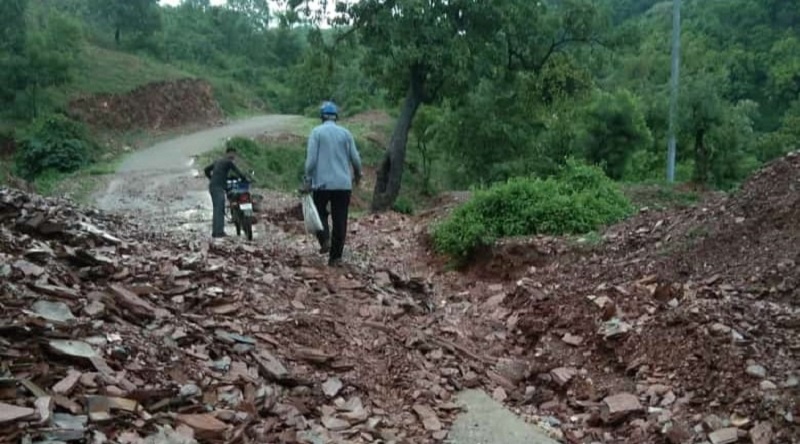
[1,0,798,210]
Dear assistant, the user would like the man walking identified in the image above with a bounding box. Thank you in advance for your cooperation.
[304,101,362,267]
[204,146,248,238]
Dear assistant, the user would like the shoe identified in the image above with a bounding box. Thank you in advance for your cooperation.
[328,258,343,268]
[319,238,331,254]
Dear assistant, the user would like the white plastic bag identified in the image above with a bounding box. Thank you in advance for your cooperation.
[302,193,324,234]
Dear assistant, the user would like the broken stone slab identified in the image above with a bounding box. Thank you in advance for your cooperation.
[142,425,200,444]
[109,284,167,319]
[746,364,767,379]
[561,333,584,346]
[214,330,256,345]
[492,387,507,402]
[13,259,45,277]
[28,300,75,323]
[83,301,105,317]
[338,397,368,423]
[760,380,777,390]
[78,221,122,245]
[599,318,632,339]
[24,246,55,262]
[251,350,288,381]
[601,393,643,423]
[34,396,53,424]
[708,427,740,444]
[412,404,442,431]
[210,304,239,315]
[294,347,335,364]
[52,412,88,430]
[550,367,578,387]
[493,358,528,385]
[177,413,228,436]
[322,377,343,398]
[179,384,201,398]
[0,401,35,423]
[48,340,98,359]
[749,421,773,444]
[665,421,693,444]
[321,415,350,431]
[47,340,114,377]
[31,283,80,299]
[52,370,82,395]
[48,413,88,441]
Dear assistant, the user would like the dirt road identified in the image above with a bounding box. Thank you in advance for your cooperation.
[87,114,562,444]
[95,114,303,234]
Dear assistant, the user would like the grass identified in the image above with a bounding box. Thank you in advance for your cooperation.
[46,44,194,110]
[31,156,122,203]
[623,182,702,210]
[71,45,192,95]
[42,43,263,118]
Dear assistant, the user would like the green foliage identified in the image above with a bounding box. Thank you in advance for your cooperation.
[0,0,29,105]
[580,89,652,180]
[432,160,632,261]
[221,136,305,191]
[88,0,161,46]
[391,196,415,215]
[14,114,97,180]
[1,3,83,118]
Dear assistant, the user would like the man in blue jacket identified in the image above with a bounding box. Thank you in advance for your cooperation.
[303,101,363,267]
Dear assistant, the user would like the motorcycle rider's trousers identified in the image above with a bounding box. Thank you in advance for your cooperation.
[209,185,226,238]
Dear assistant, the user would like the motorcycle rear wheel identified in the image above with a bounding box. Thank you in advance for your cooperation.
[242,216,253,241]
[232,209,242,236]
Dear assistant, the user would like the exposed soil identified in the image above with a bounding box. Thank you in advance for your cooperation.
[343,152,800,443]
[2,104,797,444]
[68,79,223,132]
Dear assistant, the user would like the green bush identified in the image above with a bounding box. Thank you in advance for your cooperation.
[223,136,305,190]
[392,196,415,215]
[14,114,97,180]
[432,160,633,261]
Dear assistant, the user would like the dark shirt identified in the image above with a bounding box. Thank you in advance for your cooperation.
[204,157,245,189]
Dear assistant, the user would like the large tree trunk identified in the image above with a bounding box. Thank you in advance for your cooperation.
[370,85,422,212]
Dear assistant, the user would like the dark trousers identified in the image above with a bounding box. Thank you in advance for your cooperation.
[209,185,226,237]
[313,190,351,261]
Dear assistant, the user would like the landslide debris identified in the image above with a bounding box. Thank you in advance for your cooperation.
[67,79,223,132]
[494,152,800,442]
[0,187,493,443]
[345,152,800,443]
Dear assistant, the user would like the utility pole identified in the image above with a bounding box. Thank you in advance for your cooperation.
[666,0,681,183]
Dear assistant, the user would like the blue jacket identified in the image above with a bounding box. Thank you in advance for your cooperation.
[305,121,362,191]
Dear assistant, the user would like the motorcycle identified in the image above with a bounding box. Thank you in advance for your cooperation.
[225,175,256,241]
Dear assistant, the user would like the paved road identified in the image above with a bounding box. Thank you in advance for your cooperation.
[448,390,561,444]
[94,115,302,234]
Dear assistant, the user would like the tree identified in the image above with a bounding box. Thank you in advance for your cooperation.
[226,0,270,32]
[580,89,652,180]
[90,0,161,45]
[680,75,725,184]
[22,12,83,118]
[0,0,29,106]
[328,0,602,211]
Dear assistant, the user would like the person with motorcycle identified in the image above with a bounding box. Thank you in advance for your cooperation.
[204,145,250,238]
[302,101,363,267]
